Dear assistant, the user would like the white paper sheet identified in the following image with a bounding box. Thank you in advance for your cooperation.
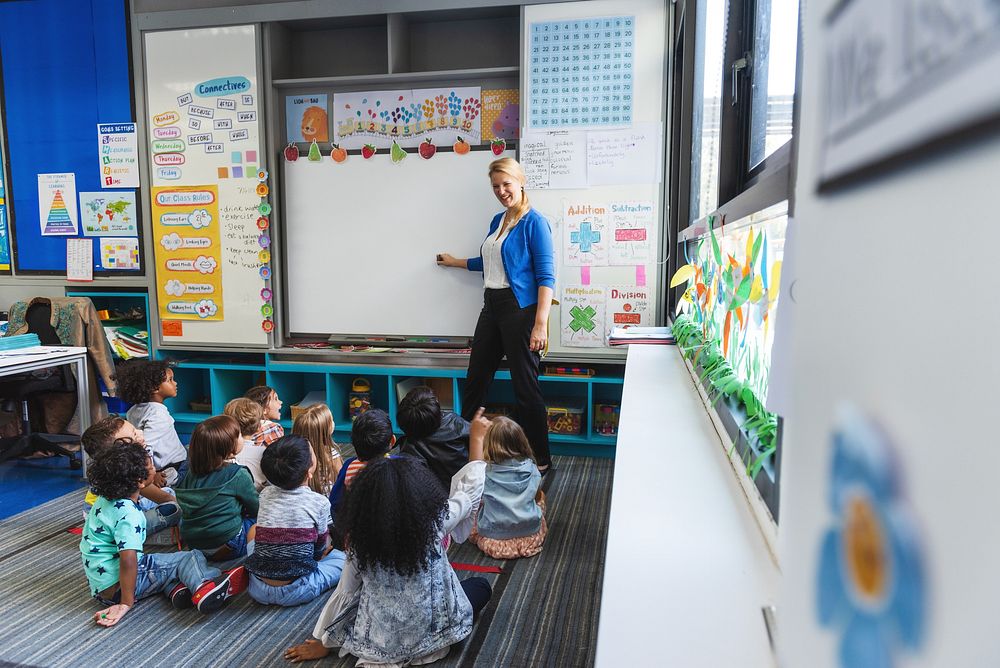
[586,122,663,186]
[66,238,93,281]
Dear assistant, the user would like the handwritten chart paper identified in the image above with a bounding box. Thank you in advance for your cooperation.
[528,16,635,129]
[586,122,662,185]
[66,238,93,281]
[521,132,588,189]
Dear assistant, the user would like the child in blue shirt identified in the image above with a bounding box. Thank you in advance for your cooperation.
[80,440,247,625]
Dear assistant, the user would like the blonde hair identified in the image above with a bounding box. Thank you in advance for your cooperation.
[292,403,341,494]
[224,397,263,437]
[483,416,535,464]
[489,157,531,226]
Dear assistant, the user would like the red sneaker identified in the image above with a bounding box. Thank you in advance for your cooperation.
[224,565,248,597]
[168,583,193,609]
[192,566,247,614]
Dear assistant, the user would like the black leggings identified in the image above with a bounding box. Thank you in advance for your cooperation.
[460,576,493,619]
[461,288,551,467]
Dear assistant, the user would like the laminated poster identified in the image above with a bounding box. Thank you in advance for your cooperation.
[564,202,609,266]
[333,87,481,150]
[38,173,79,236]
[482,89,519,141]
[607,285,652,328]
[607,200,654,264]
[151,185,224,321]
[561,285,607,348]
[80,191,138,236]
[100,237,140,271]
[286,94,328,143]
[97,123,140,188]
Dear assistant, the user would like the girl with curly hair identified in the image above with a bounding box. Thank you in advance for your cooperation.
[285,409,494,665]
[116,360,187,486]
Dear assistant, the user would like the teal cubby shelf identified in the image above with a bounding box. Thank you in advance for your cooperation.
[148,351,621,457]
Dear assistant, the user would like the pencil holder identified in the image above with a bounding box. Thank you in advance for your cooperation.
[349,377,372,421]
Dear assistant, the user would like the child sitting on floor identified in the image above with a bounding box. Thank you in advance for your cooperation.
[81,416,180,541]
[292,404,343,496]
[397,386,470,492]
[284,408,492,665]
[327,409,395,516]
[245,385,285,447]
[80,440,246,625]
[175,415,259,561]
[224,398,267,490]
[245,434,345,607]
[116,360,188,486]
[469,416,547,559]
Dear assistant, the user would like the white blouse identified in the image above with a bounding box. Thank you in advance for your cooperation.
[481,222,512,289]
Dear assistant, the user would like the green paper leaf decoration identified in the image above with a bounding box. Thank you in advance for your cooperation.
[728,274,753,310]
[710,216,723,267]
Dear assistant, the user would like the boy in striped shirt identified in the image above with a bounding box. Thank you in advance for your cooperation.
[245,434,345,606]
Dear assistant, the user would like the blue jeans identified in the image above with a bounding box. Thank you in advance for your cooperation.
[94,550,220,605]
[248,549,345,607]
[224,518,256,558]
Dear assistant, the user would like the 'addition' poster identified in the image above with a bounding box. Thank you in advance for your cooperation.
[151,185,224,320]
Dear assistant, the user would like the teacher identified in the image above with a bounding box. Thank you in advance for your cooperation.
[437,157,554,474]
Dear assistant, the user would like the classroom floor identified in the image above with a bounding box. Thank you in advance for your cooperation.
[0,454,614,667]
[0,454,86,520]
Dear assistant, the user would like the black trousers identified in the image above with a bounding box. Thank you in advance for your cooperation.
[461,288,551,467]
[460,577,493,619]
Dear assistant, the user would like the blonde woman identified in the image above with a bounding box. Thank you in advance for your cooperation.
[292,404,343,496]
[437,157,554,473]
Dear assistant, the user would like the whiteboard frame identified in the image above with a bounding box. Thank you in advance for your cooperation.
[137,23,270,350]
[521,0,669,361]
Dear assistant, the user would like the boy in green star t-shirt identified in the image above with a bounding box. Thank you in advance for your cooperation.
[80,440,248,626]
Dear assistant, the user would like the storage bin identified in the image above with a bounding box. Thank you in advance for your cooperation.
[593,402,621,435]
[349,378,372,421]
[546,401,584,435]
[291,390,327,421]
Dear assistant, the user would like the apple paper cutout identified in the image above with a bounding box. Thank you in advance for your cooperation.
[419,138,436,160]
[284,143,299,162]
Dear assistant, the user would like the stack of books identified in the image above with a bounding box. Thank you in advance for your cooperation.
[105,325,149,359]
[608,326,675,347]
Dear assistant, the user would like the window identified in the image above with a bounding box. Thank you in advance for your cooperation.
[668,0,799,521]
[688,0,727,223]
[748,0,799,170]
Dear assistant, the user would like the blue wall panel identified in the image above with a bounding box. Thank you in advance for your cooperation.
[0,0,134,273]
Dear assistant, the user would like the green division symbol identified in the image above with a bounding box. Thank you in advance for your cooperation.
[569,305,597,333]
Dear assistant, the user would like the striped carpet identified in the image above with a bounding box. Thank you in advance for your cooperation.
[0,455,613,667]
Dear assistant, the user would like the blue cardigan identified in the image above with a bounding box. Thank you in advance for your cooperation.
[466,208,555,308]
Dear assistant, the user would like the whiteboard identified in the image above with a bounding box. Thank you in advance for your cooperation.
[283,149,516,338]
[143,25,268,347]
[523,0,667,359]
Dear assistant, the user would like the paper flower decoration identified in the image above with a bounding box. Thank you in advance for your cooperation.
[817,406,926,668]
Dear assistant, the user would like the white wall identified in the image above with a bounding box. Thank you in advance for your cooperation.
[779,2,1000,666]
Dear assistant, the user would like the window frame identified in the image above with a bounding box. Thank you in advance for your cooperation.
[667,0,801,522]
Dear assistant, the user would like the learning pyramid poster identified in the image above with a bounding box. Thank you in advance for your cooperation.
[38,173,78,235]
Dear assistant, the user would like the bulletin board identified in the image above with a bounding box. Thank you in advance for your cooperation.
[522,0,667,359]
[142,25,269,347]
[0,0,141,275]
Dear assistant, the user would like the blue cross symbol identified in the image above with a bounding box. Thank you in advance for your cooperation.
[570,221,601,253]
